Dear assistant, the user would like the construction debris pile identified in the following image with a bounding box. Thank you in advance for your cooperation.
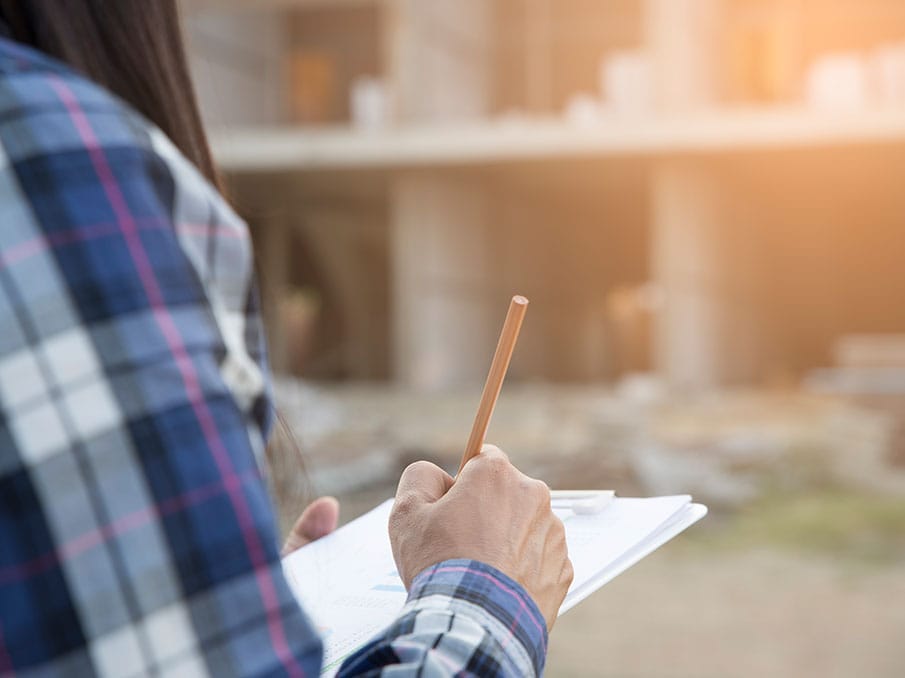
[272,376,905,512]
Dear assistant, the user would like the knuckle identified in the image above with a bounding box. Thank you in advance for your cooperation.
[533,479,551,501]
[521,477,550,502]
[479,443,510,466]
[397,461,436,493]
[391,490,420,518]
[480,452,511,475]
[562,558,575,585]
[401,460,434,480]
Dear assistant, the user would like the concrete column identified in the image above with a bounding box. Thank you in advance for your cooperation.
[386,0,491,124]
[651,163,764,389]
[645,0,722,113]
[387,0,493,389]
[391,175,494,389]
[651,164,725,389]
[644,0,759,389]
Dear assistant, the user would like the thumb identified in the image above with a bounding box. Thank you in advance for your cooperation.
[282,496,340,556]
[396,460,454,504]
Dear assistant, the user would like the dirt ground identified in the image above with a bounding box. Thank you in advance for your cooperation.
[545,547,905,678]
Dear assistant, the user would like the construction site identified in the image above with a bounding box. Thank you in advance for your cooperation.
[184,1,905,675]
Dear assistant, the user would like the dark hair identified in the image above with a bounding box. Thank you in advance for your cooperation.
[0,0,219,186]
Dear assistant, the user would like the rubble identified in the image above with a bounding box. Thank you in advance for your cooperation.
[272,378,905,510]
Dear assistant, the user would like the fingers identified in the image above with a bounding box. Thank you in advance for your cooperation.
[391,445,572,626]
[282,496,340,556]
[396,460,454,504]
[457,443,510,481]
[396,446,545,514]
[302,496,340,537]
[461,446,544,499]
[457,443,510,476]
[479,443,509,462]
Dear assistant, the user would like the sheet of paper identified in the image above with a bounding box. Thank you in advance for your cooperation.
[559,501,707,612]
[282,501,404,676]
[282,495,706,676]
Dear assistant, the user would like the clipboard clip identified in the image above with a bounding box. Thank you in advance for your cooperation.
[550,490,615,515]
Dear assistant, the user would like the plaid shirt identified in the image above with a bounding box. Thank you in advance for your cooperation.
[0,35,547,678]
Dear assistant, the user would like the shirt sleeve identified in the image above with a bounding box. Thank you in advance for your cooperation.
[337,559,548,677]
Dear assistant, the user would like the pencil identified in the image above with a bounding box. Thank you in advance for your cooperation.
[456,295,529,476]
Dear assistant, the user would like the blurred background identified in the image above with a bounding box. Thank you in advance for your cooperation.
[181,1,905,675]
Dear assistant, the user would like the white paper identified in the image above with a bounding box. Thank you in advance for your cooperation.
[282,494,707,676]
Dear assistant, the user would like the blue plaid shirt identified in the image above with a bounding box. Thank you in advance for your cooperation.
[0,36,547,678]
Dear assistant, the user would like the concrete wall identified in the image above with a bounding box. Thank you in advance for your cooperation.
[183,9,287,128]
[387,0,492,122]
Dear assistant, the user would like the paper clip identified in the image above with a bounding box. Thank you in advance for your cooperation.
[550,490,615,515]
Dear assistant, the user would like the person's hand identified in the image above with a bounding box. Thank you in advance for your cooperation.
[282,496,340,556]
[388,445,573,631]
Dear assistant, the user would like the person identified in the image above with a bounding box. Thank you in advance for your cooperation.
[0,2,572,676]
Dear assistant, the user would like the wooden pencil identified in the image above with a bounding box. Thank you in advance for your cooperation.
[456,295,529,476]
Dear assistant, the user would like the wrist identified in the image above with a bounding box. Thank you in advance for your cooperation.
[407,558,548,675]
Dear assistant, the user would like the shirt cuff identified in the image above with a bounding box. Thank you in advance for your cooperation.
[406,558,548,676]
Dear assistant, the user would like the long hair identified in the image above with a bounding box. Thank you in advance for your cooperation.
[0,0,307,525]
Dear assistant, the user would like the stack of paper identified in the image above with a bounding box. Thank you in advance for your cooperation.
[282,494,706,676]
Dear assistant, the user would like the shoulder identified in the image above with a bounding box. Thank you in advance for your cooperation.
[0,36,269,435]
[0,36,239,235]
[0,35,253,311]
[0,36,154,171]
